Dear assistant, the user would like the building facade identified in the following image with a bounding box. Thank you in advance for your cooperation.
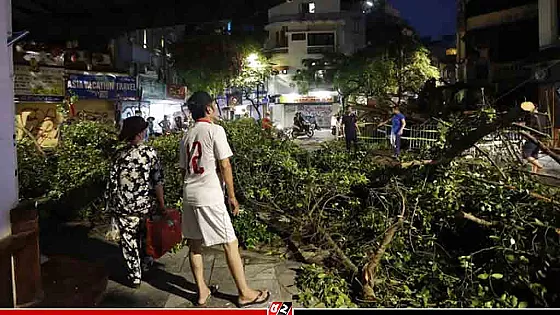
[424,35,458,85]
[112,25,188,132]
[264,0,366,128]
[456,0,560,148]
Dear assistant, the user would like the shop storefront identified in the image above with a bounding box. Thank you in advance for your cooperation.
[14,65,65,148]
[276,92,340,129]
[66,72,138,124]
[137,75,186,133]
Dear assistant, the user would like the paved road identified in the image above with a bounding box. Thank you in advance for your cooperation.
[293,129,335,151]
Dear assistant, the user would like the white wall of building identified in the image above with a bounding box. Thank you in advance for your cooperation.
[265,0,365,95]
[0,0,17,240]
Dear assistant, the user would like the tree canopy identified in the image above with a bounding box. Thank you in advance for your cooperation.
[172,34,272,117]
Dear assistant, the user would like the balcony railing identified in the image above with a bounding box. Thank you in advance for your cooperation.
[307,45,335,54]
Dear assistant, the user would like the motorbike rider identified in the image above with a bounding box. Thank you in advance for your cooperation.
[293,112,309,134]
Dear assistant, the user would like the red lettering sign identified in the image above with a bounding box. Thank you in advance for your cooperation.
[166,85,186,100]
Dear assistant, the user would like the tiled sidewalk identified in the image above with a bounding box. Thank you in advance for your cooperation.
[98,246,302,308]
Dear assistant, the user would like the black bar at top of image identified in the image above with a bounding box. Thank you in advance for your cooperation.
[294,308,560,314]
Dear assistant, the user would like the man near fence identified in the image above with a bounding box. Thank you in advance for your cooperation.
[390,106,406,159]
[342,105,359,152]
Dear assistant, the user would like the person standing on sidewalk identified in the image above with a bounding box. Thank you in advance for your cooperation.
[390,106,406,159]
[179,91,271,307]
[105,116,167,288]
[262,111,273,131]
[342,105,359,152]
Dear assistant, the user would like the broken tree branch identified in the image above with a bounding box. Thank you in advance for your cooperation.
[473,144,507,180]
[317,223,359,275]
[512,123,551,139]
[457,211,499,227]
[361,186,407,300]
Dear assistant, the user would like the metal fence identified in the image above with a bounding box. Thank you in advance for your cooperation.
[357,120,527,161]
[357,120,440,150]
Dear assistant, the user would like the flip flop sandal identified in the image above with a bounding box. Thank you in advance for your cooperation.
[197,285,219,307]
[237,290,271,308]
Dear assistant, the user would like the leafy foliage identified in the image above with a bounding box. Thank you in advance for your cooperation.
[219,114,560,308]
[172,35,272,103]
[16,111,560,309]
[296,264,356,308]
[18,121,118,221]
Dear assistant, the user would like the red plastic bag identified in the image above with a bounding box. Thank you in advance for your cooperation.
[146,209,182,259]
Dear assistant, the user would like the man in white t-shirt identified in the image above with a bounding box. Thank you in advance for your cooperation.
[179,91,270,307]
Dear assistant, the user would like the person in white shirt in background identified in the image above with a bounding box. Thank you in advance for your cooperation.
[179,91,271,307]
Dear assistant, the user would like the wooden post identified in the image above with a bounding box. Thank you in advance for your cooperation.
[10,207,43,307]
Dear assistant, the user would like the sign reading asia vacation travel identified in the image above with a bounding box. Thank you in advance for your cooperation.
[66,74,138,100]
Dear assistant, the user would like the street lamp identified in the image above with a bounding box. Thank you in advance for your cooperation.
[247,53,262,70]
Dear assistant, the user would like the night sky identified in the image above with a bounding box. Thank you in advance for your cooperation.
[389,0,457,39]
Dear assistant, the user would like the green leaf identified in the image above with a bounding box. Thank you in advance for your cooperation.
[477,273,489,280]
[491,273,504,279]
[518,302,528,308]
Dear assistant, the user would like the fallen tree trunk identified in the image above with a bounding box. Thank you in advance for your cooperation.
[316,224,359,276]
[434,106,524,167]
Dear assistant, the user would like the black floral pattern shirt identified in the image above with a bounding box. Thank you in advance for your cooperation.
[105,144,164,215]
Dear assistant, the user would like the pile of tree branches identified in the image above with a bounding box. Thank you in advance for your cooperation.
[223,107,560,308]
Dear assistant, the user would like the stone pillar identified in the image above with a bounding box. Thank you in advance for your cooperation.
[0,0,17,240]
[0,0,18,308]
[539,0,559,48]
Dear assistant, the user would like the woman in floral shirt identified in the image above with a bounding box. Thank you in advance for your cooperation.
[106,116,167,288]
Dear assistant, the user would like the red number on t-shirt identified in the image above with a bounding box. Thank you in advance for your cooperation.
[187,141,205,175]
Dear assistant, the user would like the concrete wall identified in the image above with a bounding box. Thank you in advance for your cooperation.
[0,0,17,240]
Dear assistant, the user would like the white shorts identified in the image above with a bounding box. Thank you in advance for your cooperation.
[182,203,238,247]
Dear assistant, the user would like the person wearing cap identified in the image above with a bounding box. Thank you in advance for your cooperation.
[105,116,167,288]
[179,91,270,307]
[521,101,545,173]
